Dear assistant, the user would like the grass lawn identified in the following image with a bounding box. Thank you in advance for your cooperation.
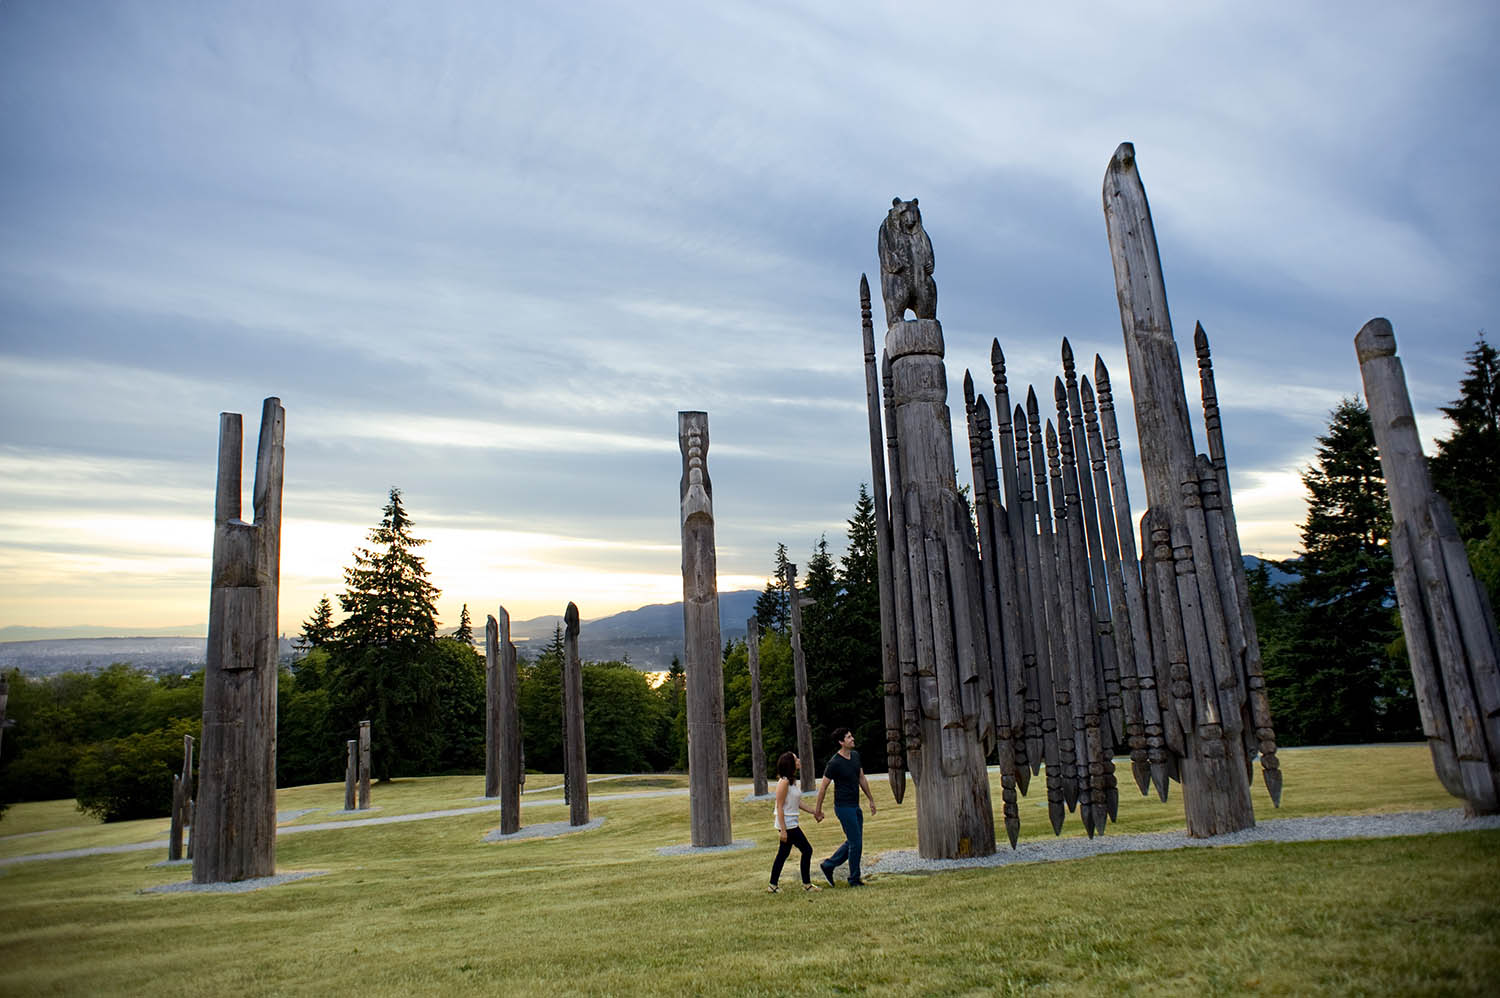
[1,745,1497,995]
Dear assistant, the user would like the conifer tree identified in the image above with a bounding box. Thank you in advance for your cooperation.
[1264,399,1415,744]
[297,595,335,653]
[453,603,474,645]
[753,543,792,634]
[1429,333,1500,541]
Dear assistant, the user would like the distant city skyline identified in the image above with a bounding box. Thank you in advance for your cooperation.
[2,2,1495,632]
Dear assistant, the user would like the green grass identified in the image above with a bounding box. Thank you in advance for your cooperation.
[2,745,1497,996]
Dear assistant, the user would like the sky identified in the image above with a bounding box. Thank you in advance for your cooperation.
[1,1,1496,637]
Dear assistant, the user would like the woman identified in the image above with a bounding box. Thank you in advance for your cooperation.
[767,751,821,893]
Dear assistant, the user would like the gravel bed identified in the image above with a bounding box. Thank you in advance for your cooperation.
[656,839,757,856]
[866,808,1500,875]
[484,817,606,842]
[139,870,329,894]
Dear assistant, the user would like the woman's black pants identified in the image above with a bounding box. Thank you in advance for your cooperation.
[769,826,812,885]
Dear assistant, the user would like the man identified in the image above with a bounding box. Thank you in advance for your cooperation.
[813,727,877,887]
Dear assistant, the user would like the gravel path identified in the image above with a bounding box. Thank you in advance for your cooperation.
[866,808,1500,875]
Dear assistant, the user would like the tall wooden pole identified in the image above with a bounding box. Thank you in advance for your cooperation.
[860,274,906,803]
[1356,318,1500,814]
[562,602,589,826]
[485,614,501,799]
[787,562,817,792]
[344,740,357,811]
[747,616,768,797]
[1103,142,1254,836]
[875,198,994,858]
[195,397,284,884]
[358,720,371,810]
[495,607,522,833]
[679,411,732,846]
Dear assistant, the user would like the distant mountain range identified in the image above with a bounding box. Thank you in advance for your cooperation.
[1,561,1298,678]
[0,590,765,676]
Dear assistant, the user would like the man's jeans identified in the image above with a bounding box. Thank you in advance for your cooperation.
[826,805,864,883]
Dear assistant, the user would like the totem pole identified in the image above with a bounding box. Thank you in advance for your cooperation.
[194,397,283,884]
[1355,318,1500,814]
[562,602,589,826]
[344,740,357,811]
[168,734,194,862]
[787,562,817,792]
[1103,142,1277,835]
[747,616,768,797]
[358,720,371,809]
[489,607,523,833]
[679,411,732,846]
[864,197,995,859]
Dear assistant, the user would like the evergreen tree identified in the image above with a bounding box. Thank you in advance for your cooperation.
[1429,333,1500,542]
[327,488,443,780]
[297,595,335,654]
[753,543,792,634]
[453,603,474,646]
[1264,399,1415,744]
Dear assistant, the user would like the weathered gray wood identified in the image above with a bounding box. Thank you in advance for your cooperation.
[485,614,501,799]
[194,398,283,884]
[1181,471,1244,740]
[883,353,923,788]
[496,608,521,834]
[747,616,767,797]
[1141,514,1187,763]
[880,264,994,857]
[358,720,371,809]
[169,733,194,861]
[878,199,937,328]
[1103,143,1255,836]
[1097,358,1170,798]
[1081,375,1149,796]
[1356,319,1500,814]
[344,739,357,811]
[1063,342,1124,746]
[1030,394,1078,817]
[993,349,1043,777]
[975,392,1030,795]
[1194,325,1282,803]
[0,676,8,756]
[787,564,817,793]
[1015,402,1065,834]
[860,275,905,801]
[1390,521,1464,797]
[562,602,589,826]
[1048,417,1096,835]
[679,411,732,846]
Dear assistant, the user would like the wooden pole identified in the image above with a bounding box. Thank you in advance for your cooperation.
[1195,325,1282,803]
[747,616,767,797]
[169,733,193,861]
[877,201,994,857]
[1030,393,1078,816]
[497,607,521,834]
[194,398,283,884]
[1103,142,1254,836]
[884,353,924,789]
[344,740,357,811]
[1355,318,1500,814]
[485,614,501,799]
[1047,417,1096,835]
[787,563,818,792]
[1014,402,1065,834]
[860,274,906,800]
[679,411,733,846]
[562,602,589,826]
[358,720,371,810]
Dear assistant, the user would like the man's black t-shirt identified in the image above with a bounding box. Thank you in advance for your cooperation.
[823,750,862,808]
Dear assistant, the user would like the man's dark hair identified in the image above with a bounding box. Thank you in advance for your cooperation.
[775,751,797,781]
[830,727,851,746]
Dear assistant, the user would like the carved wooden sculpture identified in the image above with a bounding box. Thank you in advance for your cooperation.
[490,608,523,833]
[860,276,907,803]
[747,616,768,797]
[787,563,817,792]
[863,199,996,859]
[1356,318,1500,814]
[169,734,194,861]
[562,602,589,826]
[485,614,501,800]
[1103,142,1268,836]
[344,740,357,811]
[679,411,732,846]
[194,397,283,884]
[358,720,371,810]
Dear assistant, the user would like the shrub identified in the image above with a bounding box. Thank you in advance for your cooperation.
[73,718,199,822]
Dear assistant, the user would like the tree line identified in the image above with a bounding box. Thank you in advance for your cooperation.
[1,335,1494,821]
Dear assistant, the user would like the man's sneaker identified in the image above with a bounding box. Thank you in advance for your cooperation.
[819,861,835,887]
[848,879,869,887]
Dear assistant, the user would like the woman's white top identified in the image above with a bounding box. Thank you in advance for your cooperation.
[775,781,802,830]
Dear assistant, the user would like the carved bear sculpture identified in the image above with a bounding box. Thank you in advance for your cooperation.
[877,197,937,329]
